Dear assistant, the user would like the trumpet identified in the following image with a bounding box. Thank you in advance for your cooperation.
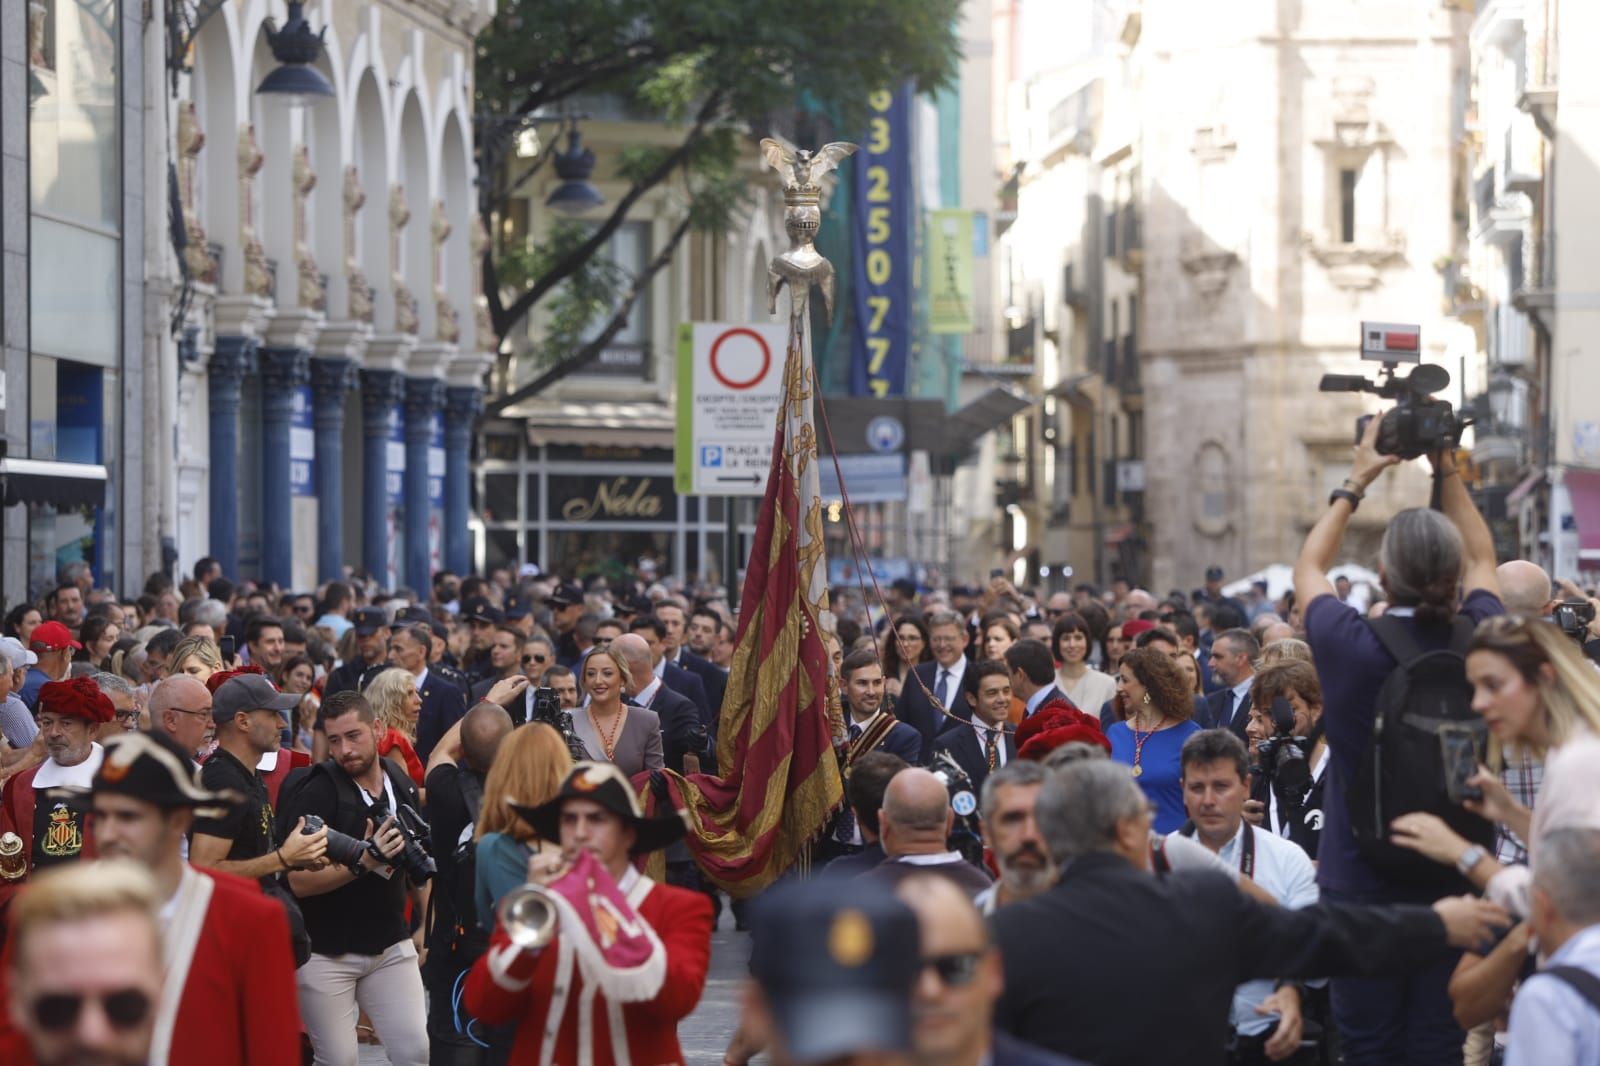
[497,882,560,950]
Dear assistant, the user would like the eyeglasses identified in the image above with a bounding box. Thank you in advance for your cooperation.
[593,636,613,646]
[921,952,983,988]
[114,710,141,723]
[168,707,212,720]
[522,654,548,665]
[30,988,152,1032]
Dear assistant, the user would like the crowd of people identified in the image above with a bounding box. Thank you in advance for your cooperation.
[2,420,1600,1065]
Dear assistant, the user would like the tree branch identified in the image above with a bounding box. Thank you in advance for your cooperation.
[493,91,724,337]
[486,210,696,414]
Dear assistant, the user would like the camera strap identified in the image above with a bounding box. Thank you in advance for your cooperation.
[1176,819,1255,878]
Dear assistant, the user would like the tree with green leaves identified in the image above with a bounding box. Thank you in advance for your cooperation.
[475,0,962,409]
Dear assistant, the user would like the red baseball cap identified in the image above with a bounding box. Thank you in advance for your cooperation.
[29,621,82,652]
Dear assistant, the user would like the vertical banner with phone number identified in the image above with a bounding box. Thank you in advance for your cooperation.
[851,84,914,397]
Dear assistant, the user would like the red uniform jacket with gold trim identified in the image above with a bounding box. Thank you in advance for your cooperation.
[465,875,713,1066]
[0,760,99,920]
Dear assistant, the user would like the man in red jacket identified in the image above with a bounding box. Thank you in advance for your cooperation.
[87,730,302,1065]
[465,761,713,1065]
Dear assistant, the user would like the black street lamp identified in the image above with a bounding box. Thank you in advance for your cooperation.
[544,126,605,216]
[255,1,334,107]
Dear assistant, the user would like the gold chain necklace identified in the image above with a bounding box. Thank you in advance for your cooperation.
[588,705,627,760]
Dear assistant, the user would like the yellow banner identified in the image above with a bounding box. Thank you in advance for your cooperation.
[927,209,975,335]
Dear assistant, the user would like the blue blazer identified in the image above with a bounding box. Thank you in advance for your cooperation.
[414,672,467,763]
[849,711,925,766]
[993,1031,1091,1066]
[896,660,973,763]
[933,719,1016,794]
[1200,686,1251,739]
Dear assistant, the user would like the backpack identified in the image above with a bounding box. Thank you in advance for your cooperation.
[444,770,491,964]
[1345,615,1496,892]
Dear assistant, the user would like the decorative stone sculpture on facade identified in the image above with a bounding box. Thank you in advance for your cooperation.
[293,145,325,311]
[238,124,272,299]
[390,184,419,334]
[343,166,373,323]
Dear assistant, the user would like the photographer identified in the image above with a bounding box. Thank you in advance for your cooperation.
[1244,660,1328,860]
[276,690,430,1066]
[421,702,514,1064]
[1292,414,1503,1065]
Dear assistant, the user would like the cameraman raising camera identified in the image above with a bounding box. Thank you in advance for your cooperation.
[1244,660,1328,859]
[277,690,429,1066]
[1293,414,1504,1065]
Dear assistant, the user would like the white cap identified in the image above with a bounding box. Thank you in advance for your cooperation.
[0,637,37,671]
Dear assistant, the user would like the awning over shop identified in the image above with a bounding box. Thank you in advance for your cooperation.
[503,400,676,450]
[946,387,1033,452]
[1505,469,1546,507]
[0,458,108,509]
[1565,469,1600,553]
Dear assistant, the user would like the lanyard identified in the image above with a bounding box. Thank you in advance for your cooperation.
[1179,819,1254,878]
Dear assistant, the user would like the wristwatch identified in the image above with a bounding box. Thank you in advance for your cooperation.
[1456,844,1488,876]
[1329,488,1361,512]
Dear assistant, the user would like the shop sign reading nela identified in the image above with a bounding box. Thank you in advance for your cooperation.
[675,323,788,496]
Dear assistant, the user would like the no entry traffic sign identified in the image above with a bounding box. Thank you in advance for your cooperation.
[675,323,788,496]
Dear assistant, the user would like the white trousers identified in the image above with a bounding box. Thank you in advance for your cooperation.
[297,939,430,1066]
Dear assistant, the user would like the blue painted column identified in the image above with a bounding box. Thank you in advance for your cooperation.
[360,370,403,582]
[403,377,444,594]
[443,386,482,576]
[311,359,357,582]
[258,349,310,588]
[208,337,257,581]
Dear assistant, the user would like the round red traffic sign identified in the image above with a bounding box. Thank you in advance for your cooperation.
[709,328,772,390]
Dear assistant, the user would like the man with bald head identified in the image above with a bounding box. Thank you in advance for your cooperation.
[863,768,993,896]
[1497,560,1556,617]
[421,701,514,1056]
[147,675,213,763]
[896,875,1085,1066]
[612,633,703,773]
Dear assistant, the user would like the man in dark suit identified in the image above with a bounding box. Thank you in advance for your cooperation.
[934,660,1017,796]
[1002,640,1067,719]
[821,750,909,879]
[896,610,973,763]
[1200,628,1260,737]
[324,607,388,697]
[630,615,710,725]
[613,633,703,774]
[467,624,524,703]
[388,623,466,763]
[654,601,727,725]
[992,759,1510,1066]
[841,648,923,765]
[895,874,1087,1066]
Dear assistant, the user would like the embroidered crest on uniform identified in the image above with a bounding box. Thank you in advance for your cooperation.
[41,803,83,857]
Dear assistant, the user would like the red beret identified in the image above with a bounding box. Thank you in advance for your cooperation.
[1015,701,1112,760]
[37,677,116,725]
[205,663,266,695]
[1120,619,1156,640]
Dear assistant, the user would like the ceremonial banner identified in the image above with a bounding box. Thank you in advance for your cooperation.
[850,85,914,397]
[641,141,849,897]
[927,209,975,334]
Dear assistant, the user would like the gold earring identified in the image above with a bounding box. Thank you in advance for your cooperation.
[1142,692,1151,705]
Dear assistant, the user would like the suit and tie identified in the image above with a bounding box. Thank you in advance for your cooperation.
[414,669,468,763]
[991,1031,1089,1066]
[895,658,972,763]
[933,719,1016,794]
[633,681,703,774]
[846,712,924,766]
[1199,677,1254,738]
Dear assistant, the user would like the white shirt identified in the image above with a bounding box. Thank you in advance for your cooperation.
[1174,821,1319,1036]
[932,657,967,706]
[972,720,1008,769]
[634,676,663,709]
[31,743,105,789]
[413,666,430,693]
[1024,684,1056,718]
[1226,675,1254,723]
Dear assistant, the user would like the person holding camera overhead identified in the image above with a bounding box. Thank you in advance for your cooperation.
[1293,414,1504,1065]
[276,689,431,1066]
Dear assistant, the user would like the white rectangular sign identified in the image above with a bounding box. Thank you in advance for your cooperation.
[675,322,788,496]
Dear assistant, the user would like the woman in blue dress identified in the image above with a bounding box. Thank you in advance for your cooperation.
[1106,646,1203,833]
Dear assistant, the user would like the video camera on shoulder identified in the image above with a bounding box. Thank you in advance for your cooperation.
[1319,322,1470,460]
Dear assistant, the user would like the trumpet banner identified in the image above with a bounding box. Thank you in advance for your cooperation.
[640,315,844,897]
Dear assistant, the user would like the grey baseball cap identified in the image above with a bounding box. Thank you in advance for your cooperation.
[211,673,300,722]
[0,637,36,671]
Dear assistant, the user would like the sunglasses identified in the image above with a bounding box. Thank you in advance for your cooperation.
[522,654,548,665]
[30,988,152,1032]
[921,952,983,988]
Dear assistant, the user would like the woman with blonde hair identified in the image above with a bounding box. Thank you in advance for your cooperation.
[576,646,663,775]
[1390,614,1600,917]
[363,667,425,789]
[473,723,575,930]
[168,636,223,684]
[1257,637,1313,669]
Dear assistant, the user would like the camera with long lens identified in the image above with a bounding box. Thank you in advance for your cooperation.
[390,803,436,883]
[1553,599,1596,644]
[300,814,376,873]
[1318,322,1470,460]
[1254,698,1314,805]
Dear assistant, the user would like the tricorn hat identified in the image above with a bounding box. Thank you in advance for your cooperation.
[510,762,686,854]
[87,731,239,817]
